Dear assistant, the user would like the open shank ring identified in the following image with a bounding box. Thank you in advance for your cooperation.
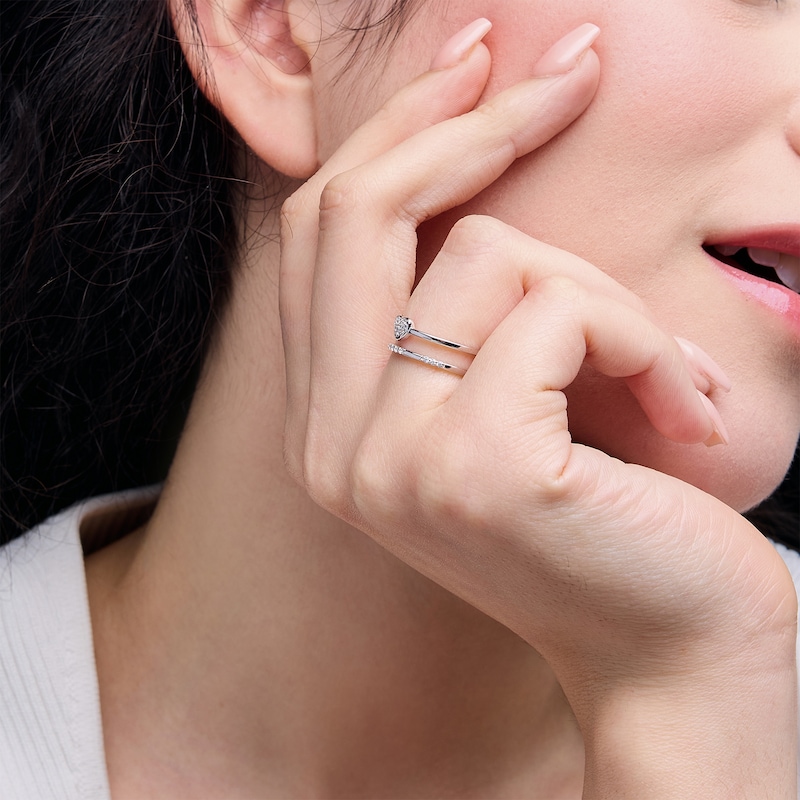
[394,315,478,356]
[388,343,466,377]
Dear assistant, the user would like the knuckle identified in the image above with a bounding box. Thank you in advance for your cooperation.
[442,215,510,259]
[302,451,346,516]
[280,191,304,223]
[280,188,313,239]
[469,100,522,154]
[350,421,580,542]
[318,171,371,218]
[425,433,578,529]
[530,454,576,506]
[534,273,585,304]
[540,273,579,294]
[471,96,511,132]
[300,428,351,517]
[349,429,482,529]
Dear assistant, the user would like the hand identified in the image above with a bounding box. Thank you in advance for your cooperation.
[279,22,797,797]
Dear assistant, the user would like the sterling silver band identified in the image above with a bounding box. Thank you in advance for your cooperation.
[394,315,478,356]
[388,343,466,376]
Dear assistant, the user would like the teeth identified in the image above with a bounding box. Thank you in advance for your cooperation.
[774,257,800,293]
[746,247,780,268]
[711,244,800,293]
[746,248,800,293]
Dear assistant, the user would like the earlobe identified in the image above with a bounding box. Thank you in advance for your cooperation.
[173,0,320,178]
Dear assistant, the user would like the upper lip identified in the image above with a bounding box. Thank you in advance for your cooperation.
[703,225,800,293]
[704,225,800,258]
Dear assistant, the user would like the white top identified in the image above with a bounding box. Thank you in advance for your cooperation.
[0,490,157,800]
[1,492,798,799]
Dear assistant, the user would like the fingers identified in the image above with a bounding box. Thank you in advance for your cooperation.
[310,47,600,335]
[280,21,493,479]
[283,23,602,489]
[367,276,719,525]
[388,216,657,390]
[455,277,721,455]
[301,48,600,484]
[674,337,732,395]
[382,215,726,452]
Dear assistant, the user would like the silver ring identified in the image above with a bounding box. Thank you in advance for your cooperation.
[394,315,478,356]
[388,343,466,376]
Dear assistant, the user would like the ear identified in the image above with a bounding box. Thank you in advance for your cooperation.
[173,0,320,178]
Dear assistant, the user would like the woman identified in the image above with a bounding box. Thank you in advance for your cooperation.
[2,0,798,797]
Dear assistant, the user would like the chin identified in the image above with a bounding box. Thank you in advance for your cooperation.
[566,383,798,515]
[579,427,791,514]
[643,440,789,514]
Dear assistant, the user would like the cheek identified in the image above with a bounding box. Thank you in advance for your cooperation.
[310,7,466,163]
[596,14,756,172]
[313,3,797,506]
[477,2,767,236]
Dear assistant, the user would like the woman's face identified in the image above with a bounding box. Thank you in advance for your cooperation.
[311,0,800,511]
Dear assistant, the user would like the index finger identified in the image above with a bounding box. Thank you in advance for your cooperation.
[303,28,600,475]
[280,22,493,478]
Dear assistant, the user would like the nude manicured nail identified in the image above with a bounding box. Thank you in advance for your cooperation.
[675,337,732,393]
[532,23,600,77]
[430,18,492,71]
[698,391,730,447]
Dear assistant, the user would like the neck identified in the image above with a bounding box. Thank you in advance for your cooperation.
[86,201,584,799]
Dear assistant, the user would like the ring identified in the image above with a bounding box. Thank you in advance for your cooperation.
[394,315,478,356]
[388,343,466,376]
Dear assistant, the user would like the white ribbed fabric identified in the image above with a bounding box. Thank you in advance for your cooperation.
[0,490,157,800]
[1,492,798,798]
[1,498,111,800]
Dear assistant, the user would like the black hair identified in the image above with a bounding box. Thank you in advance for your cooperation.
[745,448,799,552]
[1,0,235,542]
[0,0,421,544]
[1,0,796,552]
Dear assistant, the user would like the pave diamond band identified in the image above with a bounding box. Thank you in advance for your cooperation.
[393,315,478,356]
[388,343,466,376]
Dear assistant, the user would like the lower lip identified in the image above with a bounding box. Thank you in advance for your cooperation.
[706,253,800,337]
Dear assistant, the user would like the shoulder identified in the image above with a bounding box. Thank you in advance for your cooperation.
[0,489,158,800]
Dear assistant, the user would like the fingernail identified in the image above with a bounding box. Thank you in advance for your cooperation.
[532,23,600,78]
[430,18,492,71]
[698,391,729,447]
[675,338,732,393]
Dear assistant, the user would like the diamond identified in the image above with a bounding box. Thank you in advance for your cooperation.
[394,315,412,340]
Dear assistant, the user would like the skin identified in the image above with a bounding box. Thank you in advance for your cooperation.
[85,0,799,797]
[311,0,800,512]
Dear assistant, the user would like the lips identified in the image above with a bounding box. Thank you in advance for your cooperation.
[703,226,800,335]
[703,228,800,294]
